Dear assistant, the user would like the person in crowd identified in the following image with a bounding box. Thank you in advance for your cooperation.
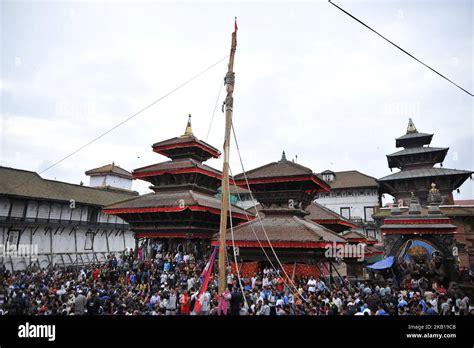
[0,244,471,317]
[74,289,86,315]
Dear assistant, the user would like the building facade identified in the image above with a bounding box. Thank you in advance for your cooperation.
[315,170,380,240]
[85,162,133,191]
[0,166,137,271]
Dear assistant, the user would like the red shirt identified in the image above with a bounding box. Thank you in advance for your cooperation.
[180,294,191,314]
[277,277,285,292]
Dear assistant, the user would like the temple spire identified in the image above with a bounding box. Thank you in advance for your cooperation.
[407,118,417,134]
[280,150,287,162]
[184,114,193,136]
[408,192,421,214]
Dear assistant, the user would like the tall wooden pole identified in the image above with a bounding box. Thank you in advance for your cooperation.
[218,18,237,295]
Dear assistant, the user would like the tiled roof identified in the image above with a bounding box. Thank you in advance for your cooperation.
[235,159,314,180]
[85,163,132,179]
[229,185,251,195]
[218,215,346,243]
[379,167,472,181]
[341,230,377,243]
[0,166,137,206]
[152,134,220,157]
[320,170,378,189]
[306,202,355,224]
[396,132,433,141]
[395,132,433,148]
[387,147,448,157]
[103,189,249,217]
[133,158,222,177]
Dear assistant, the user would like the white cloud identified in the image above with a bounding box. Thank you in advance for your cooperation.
[1,0,472,200]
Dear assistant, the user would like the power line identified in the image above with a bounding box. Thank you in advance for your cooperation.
[37,55,229,177]
[328,0,473,97]
[205,72,225,142]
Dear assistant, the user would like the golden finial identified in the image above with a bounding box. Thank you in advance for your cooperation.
[184,114,193,136]
[406,118,417,134]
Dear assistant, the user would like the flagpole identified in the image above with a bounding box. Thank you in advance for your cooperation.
[218,18,238,296]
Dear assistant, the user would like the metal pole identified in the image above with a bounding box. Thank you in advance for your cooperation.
[218,19,237,296]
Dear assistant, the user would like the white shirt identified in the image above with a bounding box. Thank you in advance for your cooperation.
[333,297,342,310]
[261,304,270,315]
[307,279,317,293]
[150,295,160,306]
[429,299,438,313]
[251,277,257,289]
[200,292,211,312]
[187,278,195,291]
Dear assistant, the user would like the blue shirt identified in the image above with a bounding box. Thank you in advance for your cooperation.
[164,262,171,272]
[419,299,427,312]
[398,300,408,308]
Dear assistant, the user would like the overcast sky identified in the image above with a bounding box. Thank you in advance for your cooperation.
[1,0,473,203]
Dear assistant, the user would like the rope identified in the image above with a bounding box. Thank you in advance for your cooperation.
[231,125,310,303]
[228,167,278,273]
[227,182,249,309]
[228,166,306,304]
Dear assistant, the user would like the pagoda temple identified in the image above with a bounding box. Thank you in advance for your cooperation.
[212,152,359,278]
[379,119,472,206]
[103,115,251,253]
[381,185,459,285]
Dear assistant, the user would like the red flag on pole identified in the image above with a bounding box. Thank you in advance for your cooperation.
[193,247,217,314]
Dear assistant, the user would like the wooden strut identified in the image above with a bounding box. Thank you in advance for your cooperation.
[218,19,237,296]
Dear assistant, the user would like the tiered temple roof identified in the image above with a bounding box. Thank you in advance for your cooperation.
[233,151,330,209]
[151,115,220,162]
[379,119,472,205]
[213,152,349,262]
[103,115,250,239]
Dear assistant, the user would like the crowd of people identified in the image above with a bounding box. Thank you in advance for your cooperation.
[0,242,472,316]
